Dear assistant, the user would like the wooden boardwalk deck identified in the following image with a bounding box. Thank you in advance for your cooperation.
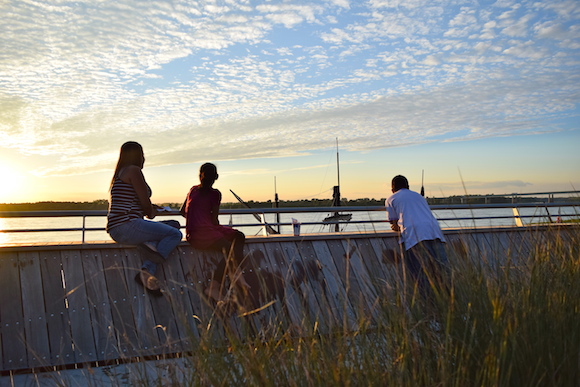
[0,225,577,376]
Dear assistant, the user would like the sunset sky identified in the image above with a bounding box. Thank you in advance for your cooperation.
[1,0,578,205]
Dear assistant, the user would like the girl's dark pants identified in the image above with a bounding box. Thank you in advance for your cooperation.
[208,230,246,284]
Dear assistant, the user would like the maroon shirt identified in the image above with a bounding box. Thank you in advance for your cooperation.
[183,185,236,249]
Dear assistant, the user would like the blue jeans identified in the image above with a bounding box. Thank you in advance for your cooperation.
[403,239,449,299]
[108,219,182,274]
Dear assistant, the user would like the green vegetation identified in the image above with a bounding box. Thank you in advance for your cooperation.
[217,197,386,209]
[0,200,110,211]
[428,194,580,205]
[0,198,386,211]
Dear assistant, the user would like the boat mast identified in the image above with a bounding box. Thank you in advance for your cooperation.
[334,138,340,231]
[274,176,280,233]
[336,137,340,190]
[332,137,341,207]
[323,138,353,231]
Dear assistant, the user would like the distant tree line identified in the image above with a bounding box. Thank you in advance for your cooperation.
[218,198,387,209]
[426,195,579,205]
[0,200,110,211]
[1,194,577,211]
[0,198,386,211]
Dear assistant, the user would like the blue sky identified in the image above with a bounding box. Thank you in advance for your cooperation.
[0,0,578,203]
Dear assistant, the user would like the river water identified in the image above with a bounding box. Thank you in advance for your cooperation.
[0,206,578,246]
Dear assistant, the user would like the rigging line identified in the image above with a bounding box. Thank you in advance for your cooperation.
[302,187,334,200]
[317,144,336,197]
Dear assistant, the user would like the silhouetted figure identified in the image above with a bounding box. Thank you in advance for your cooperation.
[181,163,249,302]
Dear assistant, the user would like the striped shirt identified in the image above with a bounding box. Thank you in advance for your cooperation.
[106,178,150,231]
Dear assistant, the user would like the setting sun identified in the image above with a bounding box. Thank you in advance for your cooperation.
[0,162,24,203]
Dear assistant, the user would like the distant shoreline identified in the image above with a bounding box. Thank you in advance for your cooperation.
[1,194,577,212]
[0,198,384,211]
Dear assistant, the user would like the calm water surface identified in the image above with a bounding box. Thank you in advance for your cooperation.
[1,207,578,246]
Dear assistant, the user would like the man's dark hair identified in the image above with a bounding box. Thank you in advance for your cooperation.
[392,175,409,192]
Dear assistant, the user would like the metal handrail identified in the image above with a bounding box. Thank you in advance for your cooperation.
[1,202,579,243]
[0,201,578,218]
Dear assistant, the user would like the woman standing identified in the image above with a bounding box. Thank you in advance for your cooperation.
[107,141,182,296]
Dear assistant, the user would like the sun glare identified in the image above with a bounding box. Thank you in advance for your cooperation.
[0,163,24,203]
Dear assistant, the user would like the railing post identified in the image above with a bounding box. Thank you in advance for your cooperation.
[512,207,524,227]
[260,213,268,236]
[82,215,86,244]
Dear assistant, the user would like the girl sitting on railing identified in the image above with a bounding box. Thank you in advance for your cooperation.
[181,162,249,303]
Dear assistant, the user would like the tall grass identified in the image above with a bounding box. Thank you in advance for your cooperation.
[164,227,579,386]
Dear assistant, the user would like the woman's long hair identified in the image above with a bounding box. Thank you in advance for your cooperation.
[110,141,144,187]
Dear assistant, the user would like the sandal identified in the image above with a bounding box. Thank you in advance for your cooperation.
[134,271,163,297]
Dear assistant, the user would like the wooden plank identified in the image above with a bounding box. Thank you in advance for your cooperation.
[340,239,379,319]
[503,229,530,265]
[443,234,469,262]
[554,225,575,248]
[325,239,369,321]
[484,231,509,268]
[371,236,404,283]
[492,231,519,268]
[243,243,291,336]
[352,238,390,297]
[38,250,76,366]
[278,241,322,329]
[61,249,98,364]
[311,240,357,330]
[121,248,164,356]
[297,241,343,331]
[516,229,535,259]
[258,242,304,329]
[210,244,250,340]
[81,249,119,361]
[182,246,216,334]
[163,247,201,343]
[177,246,214,336]
[139,249,185,354]
[0,251,28,371]
[276,241,313,325]
[484,231,508,272]
[180,247,232,341]
[18,251,51,368]
[304,240,341,331]
[261,242,309,331]
[369,237,401,289]
[463,232,492,270]
[100,248,139,359]
[236,245,268,336]
[301,241,344,326]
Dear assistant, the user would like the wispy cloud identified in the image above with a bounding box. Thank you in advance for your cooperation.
[1,0,578,179]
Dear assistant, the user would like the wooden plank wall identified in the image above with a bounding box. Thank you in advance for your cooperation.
[0,225,576,373]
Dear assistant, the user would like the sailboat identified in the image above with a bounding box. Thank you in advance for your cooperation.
[322,139,352,231]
